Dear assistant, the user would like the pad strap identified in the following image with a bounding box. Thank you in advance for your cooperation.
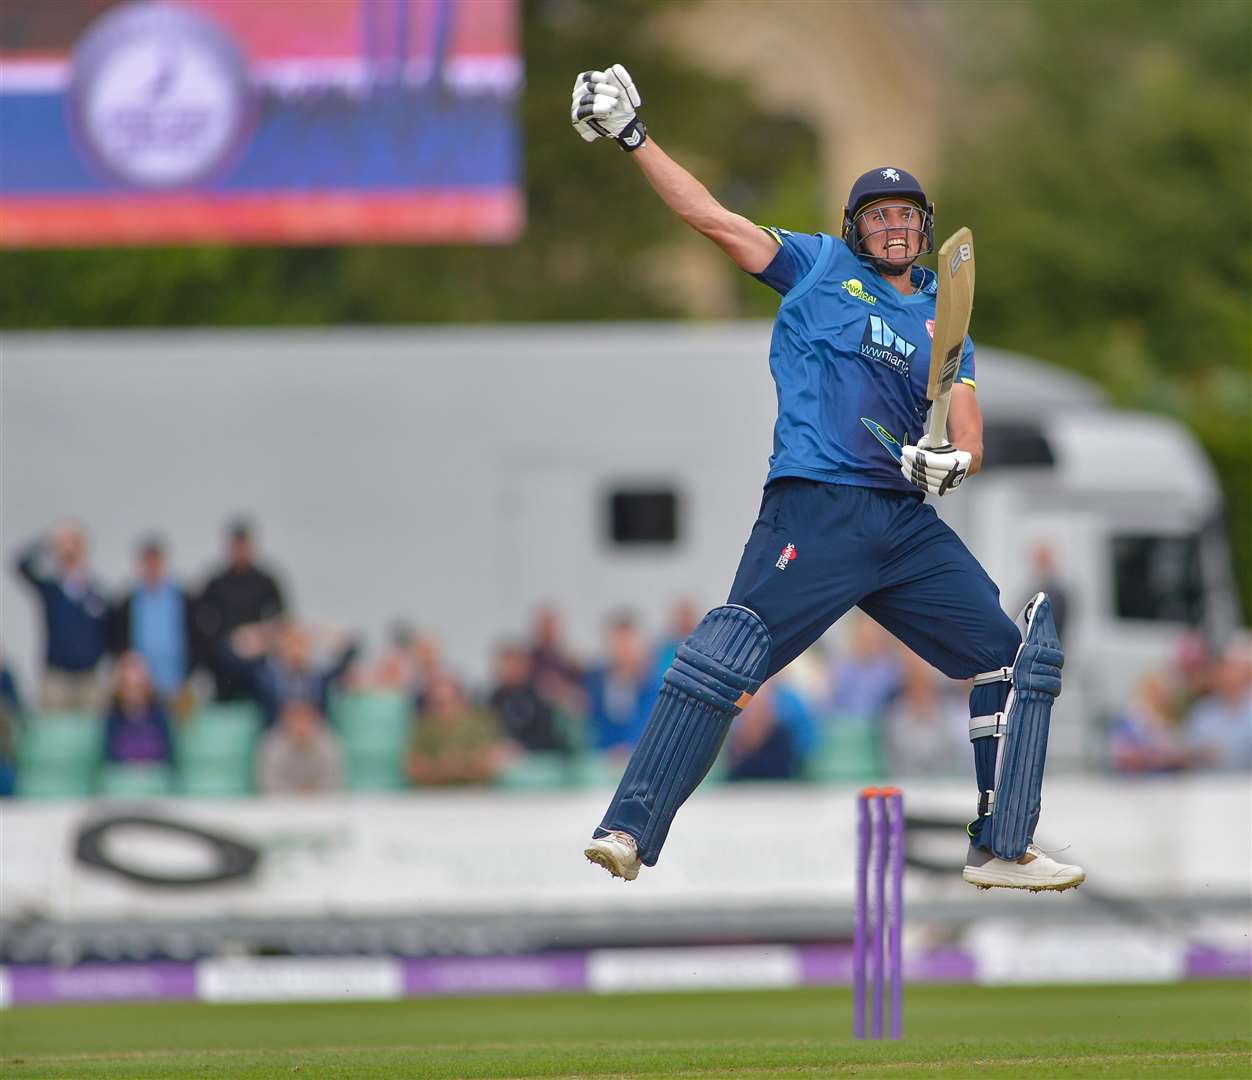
[973,664,1013,686]
[969,712,1007,741]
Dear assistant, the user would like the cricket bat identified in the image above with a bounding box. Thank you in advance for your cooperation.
[925,227,975,445]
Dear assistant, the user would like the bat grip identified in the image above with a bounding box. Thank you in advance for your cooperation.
[927,394,951,446]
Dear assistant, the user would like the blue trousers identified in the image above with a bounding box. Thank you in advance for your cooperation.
[599,479,1018,862]
[727,479,1020,682]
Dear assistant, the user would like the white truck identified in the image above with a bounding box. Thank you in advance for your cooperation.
[2,324,1239,768]
[932,348,1240,763]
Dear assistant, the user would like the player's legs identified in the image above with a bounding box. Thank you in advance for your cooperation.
[588,603,771,874]
[858,507,1080,889]
[854,503,1024,845]
[591,480,872,870]
[724,480,875,679]
[856,505,1019,678]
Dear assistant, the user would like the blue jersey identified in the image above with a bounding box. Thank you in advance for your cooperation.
[751,229,976,493]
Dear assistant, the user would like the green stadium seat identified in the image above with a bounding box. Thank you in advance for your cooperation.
[15,711,101,798]
[553,710,588,754]
[559,743,725,791]
[332,692,411,792]
[566,751,627,789]
[98,762,174,797]
[803,713,885,783]
[177,702,262,797]
[332,691,411,740]
[495,751,572,790]
[705,746,729,784]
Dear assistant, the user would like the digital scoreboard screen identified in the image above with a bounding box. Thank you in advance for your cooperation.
[0,0,523,247]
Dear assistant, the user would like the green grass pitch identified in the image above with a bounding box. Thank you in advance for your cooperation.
[2,982,1248,1078]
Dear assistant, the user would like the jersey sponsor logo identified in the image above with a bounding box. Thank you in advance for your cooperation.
[859,315,916,377]
[860,417,904,461]
[840,277,878,305]
[925,319,935,339]
[881,168,901,182]
[775,542,797,570]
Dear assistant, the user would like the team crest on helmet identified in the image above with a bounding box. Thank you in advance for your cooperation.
[881,168,901,182]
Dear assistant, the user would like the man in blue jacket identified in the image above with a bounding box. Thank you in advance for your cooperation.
[110,536,196,702]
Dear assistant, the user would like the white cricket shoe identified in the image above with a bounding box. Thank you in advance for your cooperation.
[584,830,641,881]
[963,842,1085,892]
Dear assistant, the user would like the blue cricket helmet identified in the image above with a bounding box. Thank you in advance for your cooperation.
[841,167,935,258]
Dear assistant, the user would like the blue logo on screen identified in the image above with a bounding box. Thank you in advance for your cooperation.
[68,3,254,189]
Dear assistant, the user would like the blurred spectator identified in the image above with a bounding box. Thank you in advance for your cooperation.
[585,613,657,753]
[408,674,512,785]
[881,654,969,776]
[12,523,110,711]
[103,652,174,765]
[1026,543,1070,644]
[354,620,419,692]
[220,620,358,728]
[195,519,286,701]
[776,640,830,718]
[1109,671,1187,773]
[109,536,195,701]
[488,641,567,753]
[256,699,344,795]
[726,681,809,781]
[410,631,448,711]
[775,671,820,761]
[0,647,24,796]
[828,616,903,718]
[1173,631,1215,713]
[651,597,701,678]
[528,605,585,714]
[1182,639,1252,770]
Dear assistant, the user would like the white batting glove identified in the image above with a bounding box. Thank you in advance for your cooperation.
[569,70,605,143]
[570,64,646,151]
[901,433,972,496]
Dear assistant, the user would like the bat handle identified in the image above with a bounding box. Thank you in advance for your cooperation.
[927,394,951,446]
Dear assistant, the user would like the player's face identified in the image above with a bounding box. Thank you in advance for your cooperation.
[856,200,925,267]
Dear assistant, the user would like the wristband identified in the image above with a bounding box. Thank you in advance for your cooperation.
[616,117,647,152]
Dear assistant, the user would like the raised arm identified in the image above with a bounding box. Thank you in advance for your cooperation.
[13,536,48,589]
[630,140,778,272]
[571,65,777,273]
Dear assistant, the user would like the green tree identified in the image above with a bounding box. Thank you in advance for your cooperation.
[935,0,1252,617]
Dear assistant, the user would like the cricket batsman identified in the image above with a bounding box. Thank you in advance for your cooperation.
[573,65,1084,893]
